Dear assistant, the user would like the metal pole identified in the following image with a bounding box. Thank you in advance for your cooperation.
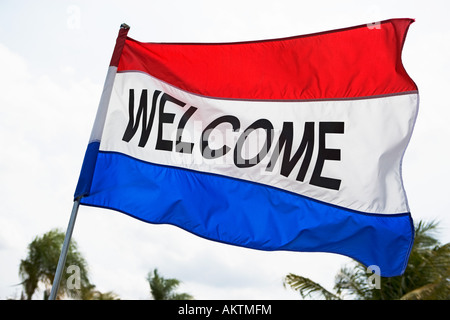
[49,198,81,300]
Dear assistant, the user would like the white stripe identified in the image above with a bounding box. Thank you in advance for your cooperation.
[100,72,418,214]
[89,66,117,143]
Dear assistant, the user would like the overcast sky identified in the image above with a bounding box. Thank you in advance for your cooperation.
[1,0,449,300]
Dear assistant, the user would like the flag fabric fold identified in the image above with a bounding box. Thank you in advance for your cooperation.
[75,19,418,276]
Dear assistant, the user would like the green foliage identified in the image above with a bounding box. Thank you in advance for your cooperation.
[18,228,119,300]
[19,228,90,299]
[147,268,193,300]
[284,273,340,300]
[284,220,450,300]
[79,284,120,300]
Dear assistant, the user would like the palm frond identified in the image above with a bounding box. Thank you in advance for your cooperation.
[400,283,436,300]
[284,273,340,300]
[147,268,193,300]
[334,265,373,299]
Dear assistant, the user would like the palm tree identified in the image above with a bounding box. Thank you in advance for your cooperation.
[147,268,193,300]
[284,220,450,300]
[19,228,91,299]
[79,284,120,300]
[89,290,120,300]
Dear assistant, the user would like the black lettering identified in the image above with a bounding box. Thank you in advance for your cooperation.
[310,122,344,190]
[122,89,160,147]
[234,119,274,168]
[176,106,198,154]
[156,93,186,151]
[201,115,240,159]
[122,88,344,192]
[266,122,314,182]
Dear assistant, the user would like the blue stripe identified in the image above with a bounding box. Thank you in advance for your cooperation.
[80,149,414,277]
[74,141,100,200]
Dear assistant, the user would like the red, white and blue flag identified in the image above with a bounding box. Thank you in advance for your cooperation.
[75,18,418,276]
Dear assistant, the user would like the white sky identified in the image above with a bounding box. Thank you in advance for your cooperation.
[0,0,449,300]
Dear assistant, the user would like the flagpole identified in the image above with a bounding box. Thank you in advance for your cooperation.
[49,23,130,301]
[49,197,81,300]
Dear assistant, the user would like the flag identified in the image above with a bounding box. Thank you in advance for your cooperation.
[75,19,418,277]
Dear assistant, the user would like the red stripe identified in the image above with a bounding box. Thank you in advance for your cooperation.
[110,25,130,67]
[117,18,417,100]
